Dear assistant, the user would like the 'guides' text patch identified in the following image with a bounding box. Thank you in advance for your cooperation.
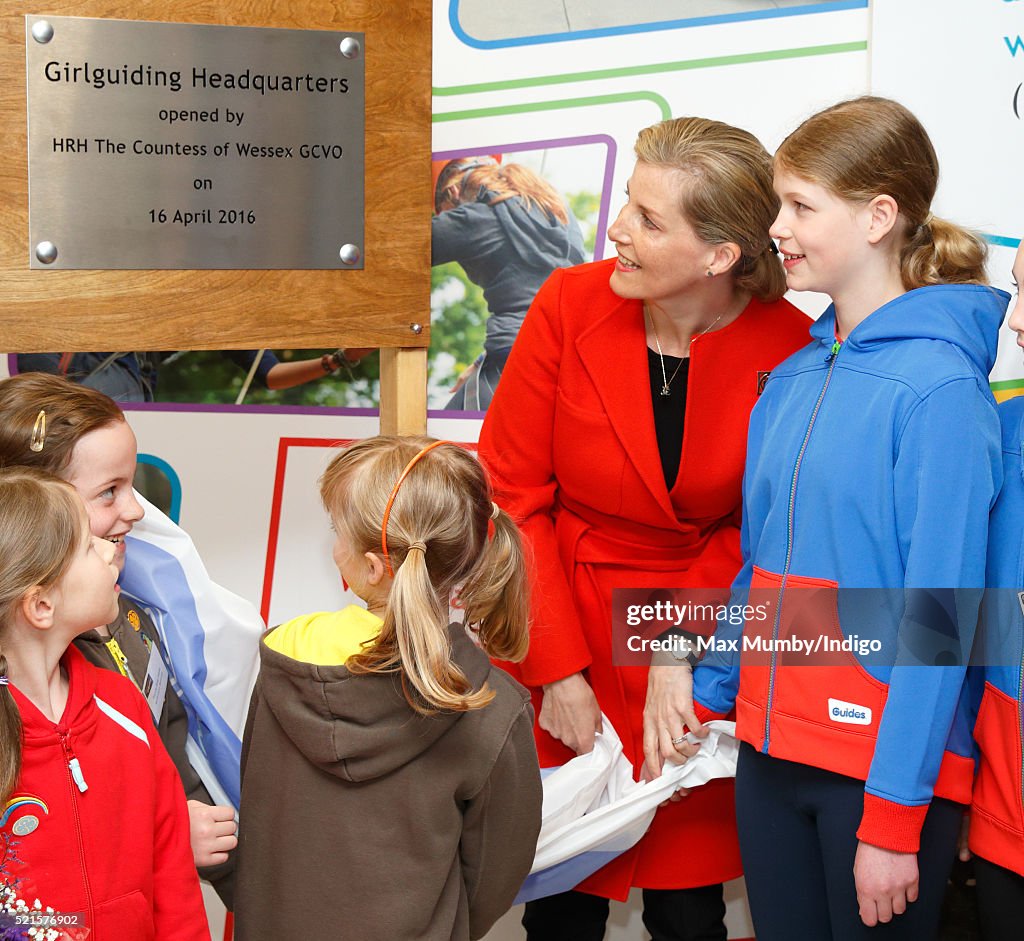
[827,698,872,725]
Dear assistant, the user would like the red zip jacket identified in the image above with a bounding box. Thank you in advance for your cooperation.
[2,645,209,940]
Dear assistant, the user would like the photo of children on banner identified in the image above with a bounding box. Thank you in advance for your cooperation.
[15,348,370,405]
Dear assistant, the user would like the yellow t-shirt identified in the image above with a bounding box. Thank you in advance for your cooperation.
[265,605,382,666]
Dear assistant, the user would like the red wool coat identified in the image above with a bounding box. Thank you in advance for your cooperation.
[479,259,811,898]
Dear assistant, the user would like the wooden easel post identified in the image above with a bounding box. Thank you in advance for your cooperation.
[379,347,427,435]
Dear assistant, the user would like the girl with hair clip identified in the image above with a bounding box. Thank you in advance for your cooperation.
[0,467,208,939]
[478,116,810,940]
[234,436,542,941]
[433,157,585,410]
[966,239,1024,939]
[0,372,238,907]
[678,96,1007,939]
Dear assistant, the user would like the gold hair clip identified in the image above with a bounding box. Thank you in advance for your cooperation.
[29,410,46,453]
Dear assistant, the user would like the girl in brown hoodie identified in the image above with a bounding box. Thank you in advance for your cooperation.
[236,436,542,940]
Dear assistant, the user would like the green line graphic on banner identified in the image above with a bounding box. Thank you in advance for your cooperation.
[433,91,673,123]
[432,41,867,96]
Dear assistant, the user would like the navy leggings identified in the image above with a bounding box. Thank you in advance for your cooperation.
[735,743,962,941]
[973,854,1024,940]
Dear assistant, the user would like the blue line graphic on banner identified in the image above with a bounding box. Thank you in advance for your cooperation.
[449,0,868,50]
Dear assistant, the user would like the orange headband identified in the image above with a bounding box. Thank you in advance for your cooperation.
[381,440,452,577]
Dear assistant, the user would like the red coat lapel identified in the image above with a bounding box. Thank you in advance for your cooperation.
[575,294,676,522]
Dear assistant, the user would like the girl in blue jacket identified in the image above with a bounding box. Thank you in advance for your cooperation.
[674,97,1007,939]
[968,239,1024,938]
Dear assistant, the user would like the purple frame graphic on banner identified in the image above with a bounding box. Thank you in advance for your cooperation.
[432,133,617,261]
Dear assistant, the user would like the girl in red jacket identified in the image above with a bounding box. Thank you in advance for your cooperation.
[0,467,208,941]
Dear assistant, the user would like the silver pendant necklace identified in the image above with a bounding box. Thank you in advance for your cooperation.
[645,305,726,396]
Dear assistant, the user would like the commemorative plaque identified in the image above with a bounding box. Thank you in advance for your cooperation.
[25,15,365,269]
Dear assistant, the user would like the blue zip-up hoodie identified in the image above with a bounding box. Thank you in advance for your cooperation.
[969,395,1024,876]
[693,283,1007,853]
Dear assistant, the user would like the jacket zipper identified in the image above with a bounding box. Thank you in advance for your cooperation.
[763,339,842,751]
[59,730,94,930]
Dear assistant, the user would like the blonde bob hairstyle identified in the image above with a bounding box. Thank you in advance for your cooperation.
[774,96,987,290]
[319,436,529,715]
[0,468,85,806]
[634,116,786,302]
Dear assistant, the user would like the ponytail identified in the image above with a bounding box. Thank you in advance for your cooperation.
[899,215,988,291]
[322,436,531,716]
[379,543,495,715]
[0,648,21,806]
[458,506,529,663]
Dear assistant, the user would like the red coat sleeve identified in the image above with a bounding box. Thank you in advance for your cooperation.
[479,269,592,687]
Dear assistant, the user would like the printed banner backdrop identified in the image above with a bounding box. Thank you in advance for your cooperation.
[432,0,870,343]
[872,0,1024,392]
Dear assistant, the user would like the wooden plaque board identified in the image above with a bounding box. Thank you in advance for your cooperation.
[0,1,430,357]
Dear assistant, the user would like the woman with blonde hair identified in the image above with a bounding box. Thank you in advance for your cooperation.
[479,116,810,939]
[432,156,585,410]
[236,436,542,941]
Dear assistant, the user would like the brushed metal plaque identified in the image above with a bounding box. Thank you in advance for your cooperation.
[26,15,364,269]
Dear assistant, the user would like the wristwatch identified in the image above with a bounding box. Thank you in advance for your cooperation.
[666,630,701,668]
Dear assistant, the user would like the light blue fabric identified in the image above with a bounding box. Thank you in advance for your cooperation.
[122,537,243,807]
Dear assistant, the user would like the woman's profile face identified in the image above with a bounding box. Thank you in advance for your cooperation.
[606,161,715,306]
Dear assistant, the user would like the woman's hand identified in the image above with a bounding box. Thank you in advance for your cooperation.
[854,841,919,926]
[187,800,238,867]
[539,672,602,754]
[642,663,706,782]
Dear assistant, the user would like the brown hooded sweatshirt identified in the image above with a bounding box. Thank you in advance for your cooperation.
[234,609,542,941]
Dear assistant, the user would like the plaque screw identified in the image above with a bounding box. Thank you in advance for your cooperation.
[35,241,58,264]
[409,323,423,335]
[339,244,362,265]
[339,37,361,59]
[31,20,54,43]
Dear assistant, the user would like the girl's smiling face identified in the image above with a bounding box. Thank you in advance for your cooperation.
[770,167,870,299]
[65,420,144,573]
